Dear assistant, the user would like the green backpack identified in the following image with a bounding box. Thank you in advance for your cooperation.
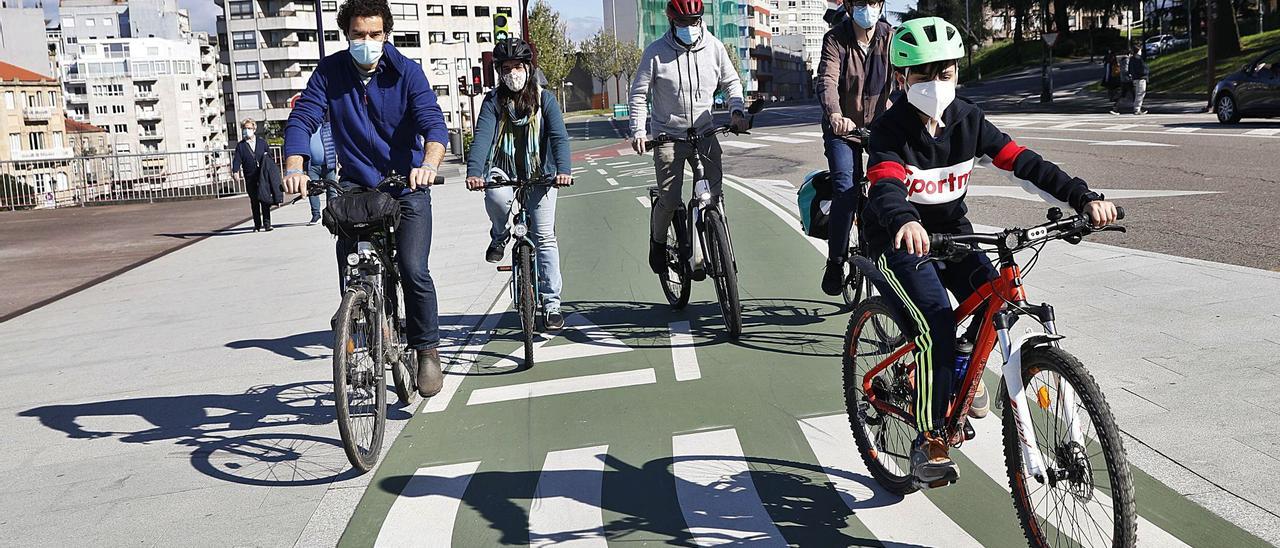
[798,170,834,240]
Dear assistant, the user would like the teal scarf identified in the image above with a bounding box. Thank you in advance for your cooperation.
[493,98,542,181]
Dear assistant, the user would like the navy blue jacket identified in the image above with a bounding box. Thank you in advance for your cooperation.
[466,88,572,179]
[284,43,447,193]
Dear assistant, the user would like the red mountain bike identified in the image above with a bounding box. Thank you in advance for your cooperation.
[842,207,1137,547]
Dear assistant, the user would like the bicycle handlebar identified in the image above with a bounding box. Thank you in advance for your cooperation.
[642,124,747,153]
[929,206,1126,255]
[305,174,444,196]
[480,174,571,190]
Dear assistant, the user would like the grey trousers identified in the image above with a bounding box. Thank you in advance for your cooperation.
[650,134,723,242]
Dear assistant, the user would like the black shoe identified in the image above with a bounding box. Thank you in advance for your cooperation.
[416,348,443,397]
[308,215,320,226]
[821,258,845,296]
[545,309,564,331]
[264,226,274,232]
[485,241,505,263]
[649,238,666,274]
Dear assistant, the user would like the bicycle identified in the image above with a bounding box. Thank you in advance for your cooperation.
[308,174,442,472]
[479,169,571,369]
[647,101,765,338]
[842,206,1136,547]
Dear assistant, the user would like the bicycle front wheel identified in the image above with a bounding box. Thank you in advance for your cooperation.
[704,209,741,338]
[333,287,387,472]
[514,244,537,369]
[1002,345,1137,548]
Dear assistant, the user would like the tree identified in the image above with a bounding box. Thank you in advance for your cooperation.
[723,43,742,75]
[528,0,575,101]
[615,38,644,101]
[1209,0,1242,56]
[582,30,622,107]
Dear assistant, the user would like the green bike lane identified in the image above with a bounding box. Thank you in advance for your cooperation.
[339,149,1267,546]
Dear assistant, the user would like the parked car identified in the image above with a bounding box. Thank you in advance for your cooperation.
[1143,35,1175,57]
[1169,34,1190,50]
[1211,47,1280,123]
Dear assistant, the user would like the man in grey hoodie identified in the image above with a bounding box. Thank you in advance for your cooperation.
[629,0,748,274]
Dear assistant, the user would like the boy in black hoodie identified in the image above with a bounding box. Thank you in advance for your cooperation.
[864,17,1119,486]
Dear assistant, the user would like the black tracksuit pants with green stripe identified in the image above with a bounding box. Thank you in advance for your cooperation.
[876,248,998,433]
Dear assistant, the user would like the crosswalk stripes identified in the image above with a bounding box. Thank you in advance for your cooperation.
[1167,127,1200,133]
[754,135,812,144]
[672,428,787,546]
[529,445,610,548]
[798,414,984,547]
[1245,128,1280,136]
[719,140,768,150]
[374,460,482,547]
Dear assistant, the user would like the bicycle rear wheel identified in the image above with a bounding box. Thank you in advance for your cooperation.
[704,209,741,338]
[514,244,537,369]
[658,207,691,309]
[842,296,920,494]
[333,287,387,472]
[1002,345,1136,548]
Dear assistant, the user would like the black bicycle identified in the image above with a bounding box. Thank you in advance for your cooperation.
[478,169,571,369]
[308,174,441,472]
[646,101,765,338]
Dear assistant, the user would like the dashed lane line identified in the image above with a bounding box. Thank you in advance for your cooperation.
[529,445,610,548]
[374,460,482,547]
[596,168,608,175]
[466,368,659,406]
[719,140,769,150]
[672,428,787,546]
[669,320,700,381]
[421,281,512,414]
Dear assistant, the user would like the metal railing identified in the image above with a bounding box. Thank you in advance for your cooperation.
[0,149,276,211]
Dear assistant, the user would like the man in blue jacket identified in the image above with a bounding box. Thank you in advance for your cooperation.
[283,0,449,397]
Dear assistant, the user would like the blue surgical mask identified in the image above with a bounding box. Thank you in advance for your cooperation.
[242,128,253,140]
[349,39,383,66]
[674,23,702,46]
[851,4,881,29]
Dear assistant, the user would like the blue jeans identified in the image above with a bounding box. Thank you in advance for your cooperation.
[307,164,338,219]
[823,133,864,261]
[485,185,562,311]
[335,183,439,350]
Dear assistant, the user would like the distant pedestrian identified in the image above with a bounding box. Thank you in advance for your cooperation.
[231,118,283,231]
[1127,45,1150,115]
[1101,49,1121,102]
[305,117,338,226]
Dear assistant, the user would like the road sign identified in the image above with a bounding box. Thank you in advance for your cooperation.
[1043,32,1058,46]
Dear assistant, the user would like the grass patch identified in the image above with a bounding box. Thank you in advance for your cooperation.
[1147,28,1280,95]
[565,108,612,117]
[961,39,1064,81]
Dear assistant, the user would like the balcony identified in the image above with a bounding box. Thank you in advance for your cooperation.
[132,73,159,81]
[65,93,89,103]
[255,12,313,30]
[10,147,74,161]
[139,132,163,141]
[136,110,162,121]
[23,106,54,122]
[259,43,318,61]
[135,91,160,101]
[201,90,218,100]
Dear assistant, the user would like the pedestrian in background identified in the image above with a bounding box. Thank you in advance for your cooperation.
[1101,49,1121,102]
[306,117,338,226]
[231,119,283,231]
[1127,44,1150,115]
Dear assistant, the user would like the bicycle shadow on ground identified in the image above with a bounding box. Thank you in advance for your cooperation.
[226,330,332,361]
[378,454,916,547]
[17,381,401,487]
[156,227,257,239]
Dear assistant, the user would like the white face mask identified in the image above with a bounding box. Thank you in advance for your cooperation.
[905,75,956,122]
[501,69,527,92]
[242,128,254,140]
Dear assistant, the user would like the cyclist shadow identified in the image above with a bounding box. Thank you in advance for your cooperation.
[380,454,920,546]
[17,380,396,487]
[226,330,332,362]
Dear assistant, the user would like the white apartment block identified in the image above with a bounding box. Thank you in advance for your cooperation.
[0,1,55,77]
[217,0,519,136]
[769,0,830,75]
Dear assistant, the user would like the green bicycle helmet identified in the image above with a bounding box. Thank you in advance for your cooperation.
[890,17,965,68]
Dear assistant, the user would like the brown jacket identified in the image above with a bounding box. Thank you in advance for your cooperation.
[816,19,895,135]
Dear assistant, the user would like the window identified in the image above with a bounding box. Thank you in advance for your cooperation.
[102,17,111,26]
[113,124,127,133]
[232,31,255,49]
[116,143,130,153]
[428,32,445,44]
[235,61,259,80]
[9,133,20,152]
[62,17,74,27]
[3,92,11,109]
[53,131,64,149]
[477,32,491,43]
[324,30,339,41]
[433,85,450,96]
[295,1,314,11]
[95,105,109,114]
[137,83,153,93]
[452,32,468,42]
[497,7,512,16]
[238,91,261,110]
[92,84,124,96]
[230,1,253,19]
[391,2,418,19]
[85,18,95,26]
[450,5,467,16]
[425,4,443,16]
[180,82,190,91]
[322,1,337,9]
[111,105,125,114]
[48,91,56,105]
[474,5,489,16]
[299,31,317,42]
[29,132,45,150]
[393,32,421,48]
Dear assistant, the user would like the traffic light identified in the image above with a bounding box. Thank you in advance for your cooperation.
[471,66,482,95]
[457,75,467,96]
[493,13,511,43]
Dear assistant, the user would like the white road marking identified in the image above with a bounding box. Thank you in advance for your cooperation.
[790,131,825,138]
[721,175,825,256]
[1002,124,1280,139]
[672,429,786,546]
[636,196,651,208]
[529,445,610,548]
[596,168,609,175]
[798,414,983,547]
[466,369,657,405]
[1244,128,1280,136]
[968,185,1217,202]
[422,282,513,414]
[606,177,619,186]
[488,313,633,369]
[616,148,633,156]
[754,135,811,144]
[1103,124,1139,131]
[1018,136,1176,147]
[607,161,630,167]
[719,140,768,150]
[1166,127,1200,133]
[375,460,482,547]
[1048,122,1084,129]
[669,321,700,381]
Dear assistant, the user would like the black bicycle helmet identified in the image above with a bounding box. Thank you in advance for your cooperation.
[492,38,534,65]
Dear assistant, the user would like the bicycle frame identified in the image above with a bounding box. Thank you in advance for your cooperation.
[504,184,542,311]
[662,134,737,280]
[858,253,1074,482]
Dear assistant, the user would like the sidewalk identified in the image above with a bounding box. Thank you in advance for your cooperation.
[964,59,1208,115]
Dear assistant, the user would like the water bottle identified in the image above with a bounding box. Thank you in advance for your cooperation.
[953,337,974,384]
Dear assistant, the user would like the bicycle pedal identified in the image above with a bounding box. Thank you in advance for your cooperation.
[496,265,513,272]
[913,478,959,490]
[964,423,976,441]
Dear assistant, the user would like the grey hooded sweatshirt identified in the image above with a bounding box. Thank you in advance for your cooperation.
[628,26,745,140]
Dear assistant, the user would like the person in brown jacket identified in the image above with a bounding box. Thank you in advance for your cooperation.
[816,2,894,296]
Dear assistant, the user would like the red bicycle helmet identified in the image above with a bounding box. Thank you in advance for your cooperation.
[666,0,704,17]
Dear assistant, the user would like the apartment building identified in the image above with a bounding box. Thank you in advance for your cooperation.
[0,61,73,206]
[217,0,518,135]
[0,1,55,76]
[768,0,828,76]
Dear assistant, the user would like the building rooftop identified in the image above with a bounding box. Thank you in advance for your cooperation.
[0,61,55,83]
[65,118,110,134]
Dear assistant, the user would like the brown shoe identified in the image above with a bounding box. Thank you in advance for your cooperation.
[416,348,444,397]
[910,431,959,485]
